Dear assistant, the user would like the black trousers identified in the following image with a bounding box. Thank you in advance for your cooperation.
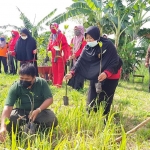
[7,108,58,133]
[87,79,119,115]
[0,56,8,73]
[7,54,17,74]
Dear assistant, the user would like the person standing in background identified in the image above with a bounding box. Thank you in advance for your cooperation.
[11,28,38,76]
[8,30,19,74]
[67,25,87,90]
[0,36,8,74]
[47,23,69,88]
[145,45,150,68]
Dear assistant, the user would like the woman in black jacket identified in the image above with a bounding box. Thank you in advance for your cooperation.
[65,26,122,117]
[15,28,38,76]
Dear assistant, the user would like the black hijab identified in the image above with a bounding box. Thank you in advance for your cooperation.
[15,28,37,61]
[71,26,122,80]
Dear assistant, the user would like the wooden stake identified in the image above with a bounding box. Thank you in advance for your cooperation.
[115,117,150,143]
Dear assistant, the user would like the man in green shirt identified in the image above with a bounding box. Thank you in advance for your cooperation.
[0,63,58,142]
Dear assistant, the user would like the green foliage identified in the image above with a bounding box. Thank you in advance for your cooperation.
[36,32,51,66]
[119,40,145,79]
[0,7,57,39]
[137,28,150,37]
[0,66,150,148]
[4,118,10,125]
[47,6,93,25]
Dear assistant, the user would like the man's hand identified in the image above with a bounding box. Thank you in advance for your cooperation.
[29,109,40,121]
[0,128,7,143]
[98,72,107,81]
[145,62,149,68]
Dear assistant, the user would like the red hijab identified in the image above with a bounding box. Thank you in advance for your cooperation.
[50,23,61,42]
[9,30,19,51]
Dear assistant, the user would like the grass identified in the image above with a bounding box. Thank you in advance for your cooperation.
[0,63,150,149]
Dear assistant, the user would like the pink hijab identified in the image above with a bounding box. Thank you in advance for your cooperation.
[72,25,84,53]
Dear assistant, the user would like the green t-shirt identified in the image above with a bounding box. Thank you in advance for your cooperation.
[5,77,52,110]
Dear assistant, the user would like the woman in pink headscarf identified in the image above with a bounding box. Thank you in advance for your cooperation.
[8,30,19,74]
[67,25,87,90]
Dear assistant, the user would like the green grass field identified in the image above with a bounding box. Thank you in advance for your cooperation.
[0,64,150,150]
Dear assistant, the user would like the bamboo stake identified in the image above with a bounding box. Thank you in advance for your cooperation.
[115,117,150,143]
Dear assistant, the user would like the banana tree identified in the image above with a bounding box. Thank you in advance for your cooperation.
[0,7,57,38]
[104,0,150,48]
[103,0,135,48]
[46,0,106,34]
[126,0,150,41]
[46,0,134,47]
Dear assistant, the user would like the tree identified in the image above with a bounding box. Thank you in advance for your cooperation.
[49,0,150,49]
[47,0,135,47]
[46,0,106,34]
[0,7,57,38]
[125,0,150,41]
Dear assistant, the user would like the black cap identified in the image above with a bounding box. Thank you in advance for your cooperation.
[85,26,100,40]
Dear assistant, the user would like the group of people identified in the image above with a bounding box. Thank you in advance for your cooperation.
[0,29,38,76]
[0,23,87,90]
[0,24,124,143]
[47,23,87,89]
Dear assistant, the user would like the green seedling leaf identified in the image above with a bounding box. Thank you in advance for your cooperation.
[4,118,10,125]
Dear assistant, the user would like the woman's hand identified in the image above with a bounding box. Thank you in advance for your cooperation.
[69,54,75,60]
[98,72,107,81]
[33,49,37,54]
[64,73,72,80]
[7,51,12,55]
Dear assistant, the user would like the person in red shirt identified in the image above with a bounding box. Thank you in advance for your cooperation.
[47,23,69,88]
[8,30,19,74]
[67,25,87,90]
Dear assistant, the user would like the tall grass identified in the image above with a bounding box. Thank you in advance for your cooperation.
[0,64,150,149]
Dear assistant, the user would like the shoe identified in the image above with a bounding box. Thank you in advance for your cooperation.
[56,84,62,88]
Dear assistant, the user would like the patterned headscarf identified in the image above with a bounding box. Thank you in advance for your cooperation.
[72,25,85,53]
[50,23,60,42]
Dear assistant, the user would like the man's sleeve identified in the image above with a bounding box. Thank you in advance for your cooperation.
[42,79,53,100]
[145,45,150,63]
[5,82,18,106]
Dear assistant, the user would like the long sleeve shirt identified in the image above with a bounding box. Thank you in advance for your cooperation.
[145,45,150,64]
